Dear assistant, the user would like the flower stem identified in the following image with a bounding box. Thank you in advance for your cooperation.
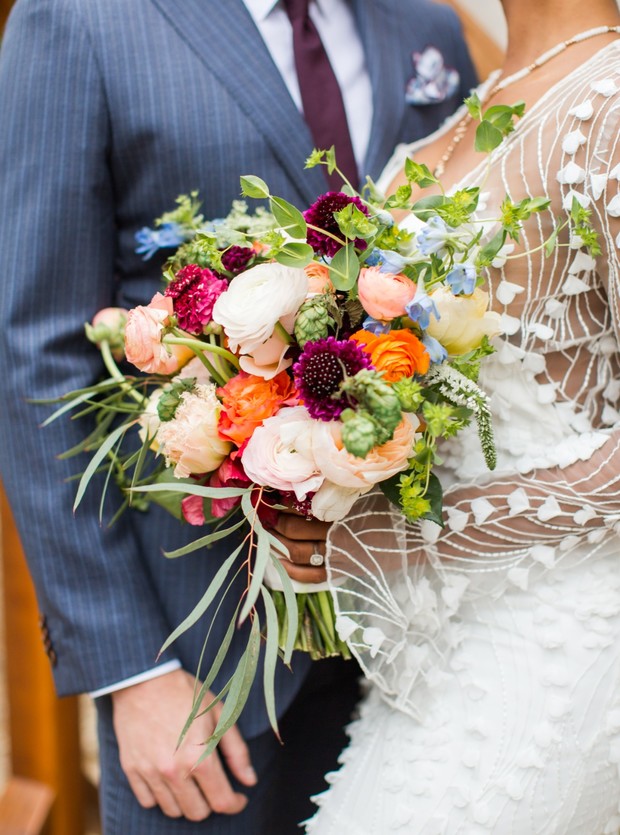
[99,340,146,405]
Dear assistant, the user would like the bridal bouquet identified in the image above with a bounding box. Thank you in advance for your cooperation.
[48,101,562,752]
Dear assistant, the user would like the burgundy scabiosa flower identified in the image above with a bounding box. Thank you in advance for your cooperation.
[304,192,370,258]
[165,264,228,334]
[293,336,373,420]
[220,245,254,276]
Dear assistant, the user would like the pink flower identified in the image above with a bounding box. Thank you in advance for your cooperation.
[357,266,416,321]
[165,265,228,335]
[181,495,206,526]
[209,456,251,518]
[90,307,129,360]
[124,293,193,374]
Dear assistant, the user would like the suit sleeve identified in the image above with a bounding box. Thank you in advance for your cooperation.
[0,0,178,695]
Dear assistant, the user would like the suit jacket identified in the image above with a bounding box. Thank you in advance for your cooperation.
[0,0,476,737]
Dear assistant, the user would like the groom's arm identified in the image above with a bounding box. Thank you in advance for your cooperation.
[0,0,178,695]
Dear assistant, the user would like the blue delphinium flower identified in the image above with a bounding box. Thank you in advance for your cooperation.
[364,250,383,267]
[362,316,391,335]
[416,216,451,257]
[135,222,185,260]
[377,249,407,275]
[405,283,439,330]
[446,263,477,295]
[423,335,448,364]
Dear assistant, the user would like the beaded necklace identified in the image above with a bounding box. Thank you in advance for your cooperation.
[433,24,620,178]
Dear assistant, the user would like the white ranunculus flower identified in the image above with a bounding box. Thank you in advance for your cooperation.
[211,262,308,355]
[241,406,324,500]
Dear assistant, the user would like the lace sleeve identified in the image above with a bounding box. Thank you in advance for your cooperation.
[325,49,620,717]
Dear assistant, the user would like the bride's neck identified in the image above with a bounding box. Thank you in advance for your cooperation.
[501,0,620,76]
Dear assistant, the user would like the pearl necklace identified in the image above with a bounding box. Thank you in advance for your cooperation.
[433,24,620,178]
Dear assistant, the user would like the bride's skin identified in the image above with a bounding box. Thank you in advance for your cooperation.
[273,0,620,583]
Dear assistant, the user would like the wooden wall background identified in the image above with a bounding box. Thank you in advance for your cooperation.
[0,2,503,833]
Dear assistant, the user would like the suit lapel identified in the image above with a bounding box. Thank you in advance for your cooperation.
[355,0,409,180]
[148,0,327,204]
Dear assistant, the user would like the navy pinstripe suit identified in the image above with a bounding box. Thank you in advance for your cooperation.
[0,1,476,831]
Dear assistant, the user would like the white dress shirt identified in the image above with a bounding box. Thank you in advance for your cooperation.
[243,0,373,167]
[90,0,373,699]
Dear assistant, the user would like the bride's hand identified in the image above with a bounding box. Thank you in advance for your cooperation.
[270,509,329,584]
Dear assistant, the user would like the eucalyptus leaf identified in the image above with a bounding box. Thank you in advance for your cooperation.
[158,541,244,655]
[130,482,249,500]
[270,196,307,239]
[274,242,315,268]
[475,120,503,154]
[73,421,133,512]
[328,243,360,291]
[239,175,270,199]
[164,517,246,559]
[198,616,261,761]
[260,587,282,738]
[267,554,298,664]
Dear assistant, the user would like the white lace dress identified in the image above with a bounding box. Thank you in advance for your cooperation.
[306,43,620,834]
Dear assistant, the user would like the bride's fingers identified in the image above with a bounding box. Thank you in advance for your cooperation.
[272,512,330,541]
[281,561,327,584]
[270,531,326,566]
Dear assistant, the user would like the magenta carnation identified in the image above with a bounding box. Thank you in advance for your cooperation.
[293,336,373,420]
[220,245,254,276]
[304,192,370,258]
[165,264,228,335]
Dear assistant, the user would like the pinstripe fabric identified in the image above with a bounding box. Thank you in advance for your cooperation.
[0,0,476,736]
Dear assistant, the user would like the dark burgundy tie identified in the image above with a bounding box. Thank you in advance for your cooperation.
[282,0,359,191]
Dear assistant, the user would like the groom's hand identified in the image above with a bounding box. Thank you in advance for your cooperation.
[271,509,329,583]
[111,669,257,821]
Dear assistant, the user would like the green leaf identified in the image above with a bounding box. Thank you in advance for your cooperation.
[305,148,326,169]
[464,92,483,121]
[410,194,446,221]
[474,120,503,153]
[421,473,444,527]
[328,243,360,291]
[239,175,270,199]
[130,482,249,500]
[274,242,315,268]
[176,606,240,748]
[266,549,298,664]
[544,220,562,257]
[73,421,133,512]
[164,517,247,558]
[198,616,262,762]
[158,541,244,655]
[477,229,507,266]
[260,587,282,738]
[404,159,439,189]
[379,471,404,510]
[325,146,337,175]
[270,196,307,239]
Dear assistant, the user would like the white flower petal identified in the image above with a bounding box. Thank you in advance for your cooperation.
[544,298,567,319]
[609,163,620,181]
[606,194,620,217]
[500,313,521,335]
[335,615,359,641]
[537,497,563,522]
[568,100,594,120]
[495,280,524,305]
[470,497,495,525]
[507,487,530,516]
[562,275,591,295]
[591,78,618,97]
[569,250,597,274]
[529,322,555,341]
[557,161,586,185]
[590,173,608,201]
[530,544,557,568]
[562,189,591,211]
[562,129,586,155]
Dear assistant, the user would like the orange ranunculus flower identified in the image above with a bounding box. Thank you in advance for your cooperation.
[217,370,298,447]
[351,328,430,382]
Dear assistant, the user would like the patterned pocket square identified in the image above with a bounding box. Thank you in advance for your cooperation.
[405,46,460,105]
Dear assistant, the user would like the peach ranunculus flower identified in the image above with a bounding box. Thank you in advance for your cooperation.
[155,383,232,478]
[217,370,298,448]
[304,262,334,296]
[351,328,430,382]
[124,293,193,374]
[357,266,416,321]
[310,414,419,490]
[426,286,502,355]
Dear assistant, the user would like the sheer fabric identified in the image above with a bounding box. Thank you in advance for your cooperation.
[307,43,620,833]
